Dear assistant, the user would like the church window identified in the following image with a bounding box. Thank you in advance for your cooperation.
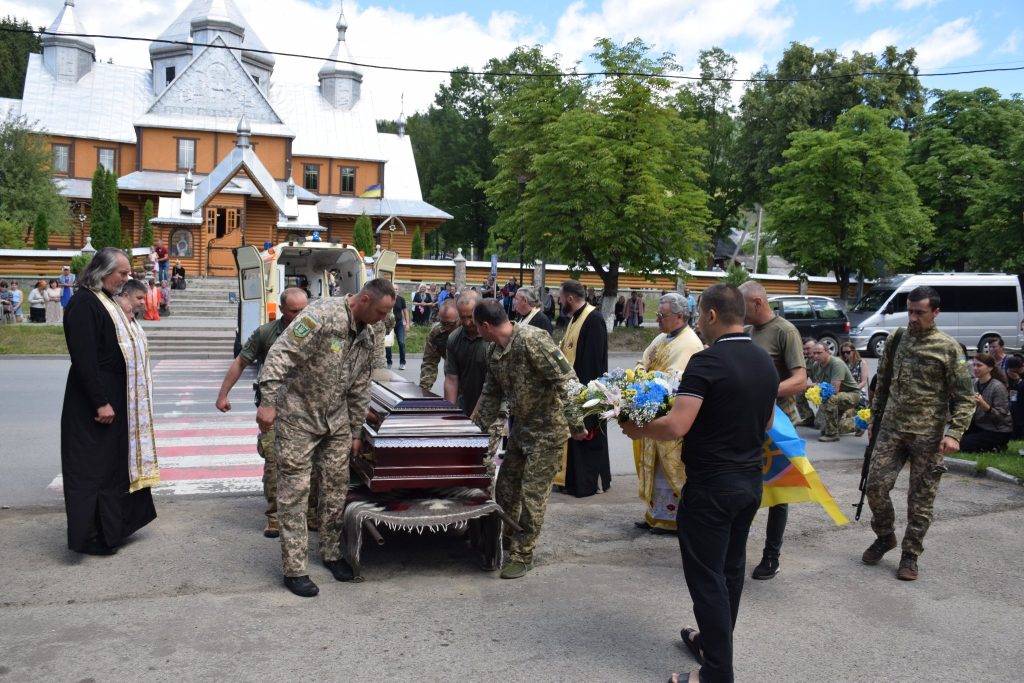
[252,75,260,85]
[97,148,117,173]
[52,144,70,174]
[165,66,176,84]
[303,164,320,192]
[177,139,197,172]
[340,166,356,194]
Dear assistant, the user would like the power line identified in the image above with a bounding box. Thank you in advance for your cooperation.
[3,26,1023,83]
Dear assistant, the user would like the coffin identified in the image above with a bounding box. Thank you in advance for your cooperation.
[355,378,492,492]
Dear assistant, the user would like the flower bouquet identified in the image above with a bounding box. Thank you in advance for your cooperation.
[567,368,683,428]
[853,407,872,431]
[804,381,836,407]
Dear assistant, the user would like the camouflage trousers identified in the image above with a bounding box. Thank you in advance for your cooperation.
[865,428,947,558]
[257,428,321,523]
[821,390,860,437]
[495,436,563,565]
[274,419,351,577]
[777,395,802,425]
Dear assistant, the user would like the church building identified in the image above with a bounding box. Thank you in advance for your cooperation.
[1,0,449,275]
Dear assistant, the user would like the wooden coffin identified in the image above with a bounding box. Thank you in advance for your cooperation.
[355,378,491,492]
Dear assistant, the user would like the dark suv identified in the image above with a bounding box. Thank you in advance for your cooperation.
[768,295,851,355]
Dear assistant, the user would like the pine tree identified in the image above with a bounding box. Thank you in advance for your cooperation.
[722,262,750,287]
[33,211,49,250]
[411,226,424,259]
[353,214,375,256]
[757,251,768,274]
[89,167,112,248]
[141,199,154,247]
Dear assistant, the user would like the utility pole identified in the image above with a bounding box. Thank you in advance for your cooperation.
[752,204,763,273]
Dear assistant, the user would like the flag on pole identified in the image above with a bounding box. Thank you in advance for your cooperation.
[359,184,383,198]
[761,406,849,525]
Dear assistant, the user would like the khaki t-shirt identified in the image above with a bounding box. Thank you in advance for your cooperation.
[813,356,860,393]
[748,315,805,382]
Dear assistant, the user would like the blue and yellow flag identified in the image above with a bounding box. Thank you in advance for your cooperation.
[359,184,383,198]
[762,406,849,525]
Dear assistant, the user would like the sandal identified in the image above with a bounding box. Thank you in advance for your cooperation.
[680,628,704,665]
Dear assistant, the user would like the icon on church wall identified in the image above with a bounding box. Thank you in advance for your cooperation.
[170,229,193,258]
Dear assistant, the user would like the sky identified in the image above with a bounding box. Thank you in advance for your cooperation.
[2,0,1022,119]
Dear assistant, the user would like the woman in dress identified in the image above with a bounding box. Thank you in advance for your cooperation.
[61,248,158,555]
[58,265,75,309]
[45,279,63,323]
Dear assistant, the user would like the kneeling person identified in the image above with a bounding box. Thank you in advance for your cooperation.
[810,343,861,442]
[257,279,395,597]
[473,300,588,579]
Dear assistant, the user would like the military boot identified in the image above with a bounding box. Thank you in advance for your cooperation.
[283,575,319,598]
[500,561,534,579]
[263,517,280,539]
[861,533,897,565]
[896,552,919,581]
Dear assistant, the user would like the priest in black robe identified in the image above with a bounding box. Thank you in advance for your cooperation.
[557,280,611,497]
[61,248,156,555]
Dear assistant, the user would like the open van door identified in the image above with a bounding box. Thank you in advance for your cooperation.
[374,250,399,283]
[234,245,266,355]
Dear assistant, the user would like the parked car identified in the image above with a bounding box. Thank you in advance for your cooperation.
[768,295,851,355]
[849,272,1024,357]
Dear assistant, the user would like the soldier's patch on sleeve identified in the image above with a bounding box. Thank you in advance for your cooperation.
[552,349,572,374]
[292,314,319,339]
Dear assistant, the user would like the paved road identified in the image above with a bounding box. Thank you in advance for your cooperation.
[0,463,1021,680]
[0,353,871,508]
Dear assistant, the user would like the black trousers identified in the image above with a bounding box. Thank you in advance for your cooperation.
[959,424,1011,453]
[677,473,762,683]
[763,503,787,559]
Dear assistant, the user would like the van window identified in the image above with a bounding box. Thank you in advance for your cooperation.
[852,288,893,313]
[782,300,814,320]
[813,300,844,320]
[957,286,1018,313]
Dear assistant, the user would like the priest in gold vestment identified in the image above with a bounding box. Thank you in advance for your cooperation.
[633,293,704,532]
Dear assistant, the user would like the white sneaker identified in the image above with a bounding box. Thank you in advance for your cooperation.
[399,363,406,370]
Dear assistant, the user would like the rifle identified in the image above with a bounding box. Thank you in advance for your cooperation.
[854,327,903,521]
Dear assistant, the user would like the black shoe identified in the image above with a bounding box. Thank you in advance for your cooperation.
[634,520,653,530]
[324,558,355,582]
[283,575,319,597]
[79,539,117,556]
[751,555,780,580]
[862,533,897,565]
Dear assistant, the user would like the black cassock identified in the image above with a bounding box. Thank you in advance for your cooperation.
[564,306,611,497]
[61,288,156,552]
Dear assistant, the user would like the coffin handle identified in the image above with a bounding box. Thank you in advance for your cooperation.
[363,519,385,546]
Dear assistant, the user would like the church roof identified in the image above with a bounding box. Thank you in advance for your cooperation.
[267,82,379,160]
[44,0,95,52]
[151,0,274,68]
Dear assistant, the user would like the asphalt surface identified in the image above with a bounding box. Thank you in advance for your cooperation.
[0,353,872,508]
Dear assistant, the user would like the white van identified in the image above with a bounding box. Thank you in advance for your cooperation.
[849,273,1024,357]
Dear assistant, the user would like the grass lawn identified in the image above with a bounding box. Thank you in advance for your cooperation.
[958,440,1024,480]
[0,324,68,355]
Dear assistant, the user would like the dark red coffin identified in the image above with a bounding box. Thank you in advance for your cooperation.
[355,378,491,492]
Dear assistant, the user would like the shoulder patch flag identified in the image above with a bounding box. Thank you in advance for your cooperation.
[292,315,319,339]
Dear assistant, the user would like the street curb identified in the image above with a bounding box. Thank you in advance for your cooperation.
[945,457,1023,486]
[0,354,67,360]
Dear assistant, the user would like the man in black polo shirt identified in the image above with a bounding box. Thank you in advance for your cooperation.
[624,284,778,683]
[445,290,487,414]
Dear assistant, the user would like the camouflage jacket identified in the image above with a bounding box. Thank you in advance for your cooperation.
[258,297,376,436]
[370,310,397,371]
[419,321,456,390]
[872,326,975,441]
[476,323,583,448]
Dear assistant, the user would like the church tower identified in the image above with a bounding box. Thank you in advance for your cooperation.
[149,0,275,93]
[318,1,363,110]
[41,1,96,83]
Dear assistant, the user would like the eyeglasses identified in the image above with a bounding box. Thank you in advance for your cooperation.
[841,350,852,355]
[656,312,680,320]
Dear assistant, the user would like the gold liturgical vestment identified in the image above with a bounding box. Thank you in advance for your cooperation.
[633,325,703,530]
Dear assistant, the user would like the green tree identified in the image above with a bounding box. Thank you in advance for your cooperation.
[966,132,1024,272]
[353,213,375,256]
[89,167,121,250]
[0,117,69,237]
[722,262,750,286]
[32,210,48,249]
[675,47,741,265]
[140,199,154,248]
[405,67,497,254]
[0,215,25,248]
[757,250,768,275]
[905,88,1024,270]
[410,226,424,259]
[767,106,931,295]
[497,39,710,316]
[0,17,41,99]
[736,43,924,206]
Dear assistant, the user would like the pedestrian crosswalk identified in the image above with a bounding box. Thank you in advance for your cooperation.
[48,358,266,497]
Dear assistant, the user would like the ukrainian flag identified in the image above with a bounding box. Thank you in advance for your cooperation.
[359,184,383,198]
[762,406,849,525]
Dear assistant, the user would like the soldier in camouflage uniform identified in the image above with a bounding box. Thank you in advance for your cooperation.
[215,287,308,538]
[473,300,588,580]
[419,300,458,391]
[808,343,860,441]
[257,279,396,597]
[862,286,974,581]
